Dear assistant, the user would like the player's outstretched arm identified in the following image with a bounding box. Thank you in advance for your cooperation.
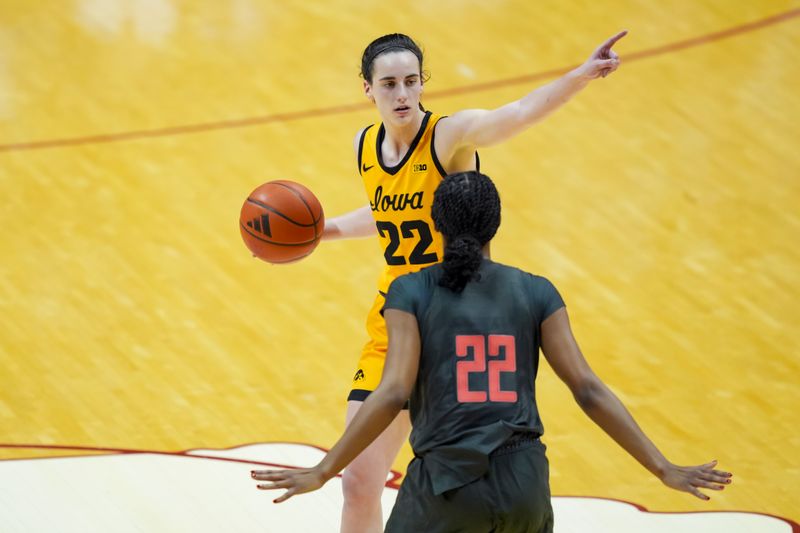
[251,309,420,502]
[322,204,376,240]
[436,31,627,157]
[540,307,733,500]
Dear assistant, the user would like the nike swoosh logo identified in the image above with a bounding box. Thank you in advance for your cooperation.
[362,163,374,173]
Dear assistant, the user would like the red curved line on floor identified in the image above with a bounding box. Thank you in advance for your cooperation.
[0,442,404,487]
[1,443,797,526]
[0,8,797,153]
[0,442,289,468]
[557,495,800,531]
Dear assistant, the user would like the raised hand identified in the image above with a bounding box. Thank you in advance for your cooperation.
[251,467,327,503]
[660,460,733,500]
[576,30,628,79]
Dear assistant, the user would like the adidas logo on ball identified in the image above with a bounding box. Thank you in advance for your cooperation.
[246,214,272,237]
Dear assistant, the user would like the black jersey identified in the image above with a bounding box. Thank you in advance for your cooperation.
[383,259,564,494]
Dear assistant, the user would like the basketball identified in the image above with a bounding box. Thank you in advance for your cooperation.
[239,180,325,264]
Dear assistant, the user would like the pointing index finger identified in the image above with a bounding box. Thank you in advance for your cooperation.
[600,30,628,54]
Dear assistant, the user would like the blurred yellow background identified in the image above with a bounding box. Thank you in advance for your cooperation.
[0,0,798,523]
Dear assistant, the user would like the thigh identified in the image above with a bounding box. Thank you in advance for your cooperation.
[342,400,411,487]
[348,293,387,399]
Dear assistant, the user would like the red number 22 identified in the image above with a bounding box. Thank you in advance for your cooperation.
[456,334,518,403]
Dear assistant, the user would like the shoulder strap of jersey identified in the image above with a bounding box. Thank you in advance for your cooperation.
[357,125,375,176]
[430,116,481,177]
[430,116,448,178]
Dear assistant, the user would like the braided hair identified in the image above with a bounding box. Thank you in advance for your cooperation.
[431,172,501,293]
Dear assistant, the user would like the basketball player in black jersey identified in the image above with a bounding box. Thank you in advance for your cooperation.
[252,172,732,532]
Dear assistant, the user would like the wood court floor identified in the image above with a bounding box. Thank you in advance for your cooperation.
[1,0,798,528]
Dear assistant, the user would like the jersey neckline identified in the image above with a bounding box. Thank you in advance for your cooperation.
[375,111,432,176]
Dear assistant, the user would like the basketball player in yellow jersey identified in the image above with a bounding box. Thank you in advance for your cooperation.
[320,32,626,533]
[354,111,448,390]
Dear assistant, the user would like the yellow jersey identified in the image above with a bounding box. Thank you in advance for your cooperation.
[358,111,454,294]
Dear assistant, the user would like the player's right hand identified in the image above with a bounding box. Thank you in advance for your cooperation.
[660,459,732,500]
[251,467,326,503]
[576,30,627,79]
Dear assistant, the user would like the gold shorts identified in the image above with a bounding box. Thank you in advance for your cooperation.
[348,292,388,401]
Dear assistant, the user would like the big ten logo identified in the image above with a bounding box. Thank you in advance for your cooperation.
[412,163,428,173]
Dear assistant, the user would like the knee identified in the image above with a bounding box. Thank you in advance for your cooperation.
[341,463,386,505]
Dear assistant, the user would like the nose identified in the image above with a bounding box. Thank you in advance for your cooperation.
[397,84,408,102]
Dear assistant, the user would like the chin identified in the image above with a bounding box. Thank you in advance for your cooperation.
[394,109,419,124]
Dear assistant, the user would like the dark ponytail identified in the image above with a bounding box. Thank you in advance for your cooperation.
[440,234,483,293]
[431,172,501,293]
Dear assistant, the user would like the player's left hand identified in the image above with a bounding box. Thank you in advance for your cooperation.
[576,30,627,80]
[660,459,733,500]
[251,467,326,503]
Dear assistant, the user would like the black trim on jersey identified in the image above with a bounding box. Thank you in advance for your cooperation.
[357,125,373,176]
[348,388,409,409]
[375,111,432,176]
[430,116,481,177]
[348,389,371,402]
[430,116,448,178]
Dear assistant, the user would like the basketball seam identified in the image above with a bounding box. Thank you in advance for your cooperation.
[245,198,317,228]
[268,182,323,241]
[240,223,319,246]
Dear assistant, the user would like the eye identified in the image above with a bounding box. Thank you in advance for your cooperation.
[384,81,395,88]
[405,79,417,86]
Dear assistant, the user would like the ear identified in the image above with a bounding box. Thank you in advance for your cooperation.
[363,80,375,103]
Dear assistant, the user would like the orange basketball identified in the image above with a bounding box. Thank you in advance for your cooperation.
[239,180,325,264]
